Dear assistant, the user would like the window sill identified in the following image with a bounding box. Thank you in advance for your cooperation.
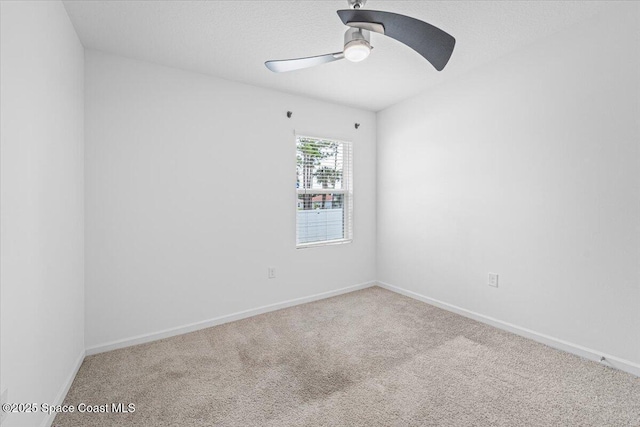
[296,239,352,249]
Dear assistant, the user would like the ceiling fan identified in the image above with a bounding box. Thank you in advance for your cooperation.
[265,0,455,73]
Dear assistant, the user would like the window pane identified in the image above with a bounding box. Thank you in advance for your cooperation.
[297,193,346,244]
[296,138,345,191]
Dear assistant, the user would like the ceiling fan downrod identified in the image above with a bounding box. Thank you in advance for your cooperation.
[348,0,367,9]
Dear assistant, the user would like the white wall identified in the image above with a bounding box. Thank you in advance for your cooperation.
[84,50,376,350]
[377,3,640,367]
[0,2,85,426]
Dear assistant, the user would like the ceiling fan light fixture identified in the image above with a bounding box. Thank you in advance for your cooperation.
[343,27,371,62]
[344,39,371,62]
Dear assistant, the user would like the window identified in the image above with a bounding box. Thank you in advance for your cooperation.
[296,136,353,247]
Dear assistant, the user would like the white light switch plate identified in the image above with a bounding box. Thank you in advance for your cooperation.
[488,273,499,288]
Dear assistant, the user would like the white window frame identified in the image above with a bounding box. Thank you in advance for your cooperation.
[295,135,353,249]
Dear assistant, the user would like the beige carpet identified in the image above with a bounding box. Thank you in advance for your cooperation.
[54,287,640,426]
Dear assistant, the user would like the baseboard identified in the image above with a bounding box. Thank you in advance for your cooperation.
[86,281,376,356]
[41,349,85,427]
[377,281,640,378]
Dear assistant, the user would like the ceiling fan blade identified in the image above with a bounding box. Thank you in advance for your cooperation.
[265,52,345,73]
[337,9,455,71]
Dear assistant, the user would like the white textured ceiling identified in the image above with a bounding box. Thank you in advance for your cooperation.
[63,0,610,111]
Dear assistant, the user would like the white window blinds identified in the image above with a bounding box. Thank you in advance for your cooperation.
[296,136,353,247]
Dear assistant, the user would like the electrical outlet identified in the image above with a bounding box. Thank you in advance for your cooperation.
[268,267,276,279]
[488,273,499,288]
[1,388,8,423]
